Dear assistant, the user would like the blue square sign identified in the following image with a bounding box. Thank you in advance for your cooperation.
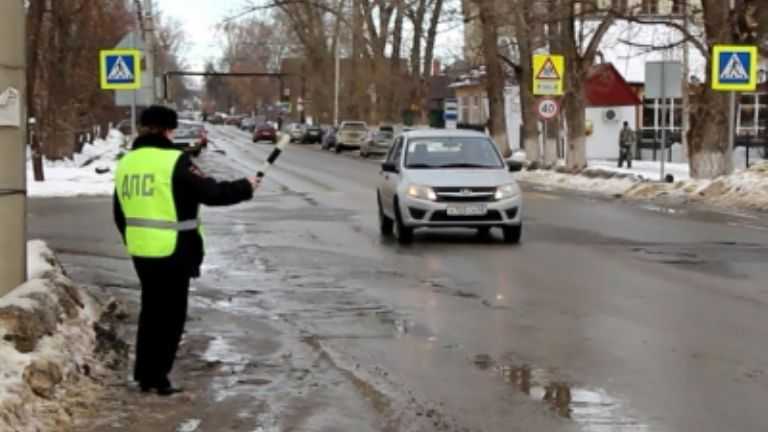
[100,49,141,90]
[712,45,758,91]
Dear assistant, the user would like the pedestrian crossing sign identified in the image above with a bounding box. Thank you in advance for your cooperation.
[533,54,565,96]
[712,45,758,91]
[100,49,142,90]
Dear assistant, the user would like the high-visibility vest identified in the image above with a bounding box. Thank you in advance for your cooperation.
[115,147,200,258]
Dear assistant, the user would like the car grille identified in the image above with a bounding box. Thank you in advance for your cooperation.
[430,210,502,222]
[433,187,497,203]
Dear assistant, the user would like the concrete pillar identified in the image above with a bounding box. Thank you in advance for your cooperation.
[0,0,27,295]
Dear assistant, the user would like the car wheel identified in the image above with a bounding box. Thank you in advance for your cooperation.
[502,225,522,244]
[378,193,393,237]
[393,198,413,244]
[335,144,343,153]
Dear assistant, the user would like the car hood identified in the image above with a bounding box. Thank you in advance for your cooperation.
[402,168,514,187]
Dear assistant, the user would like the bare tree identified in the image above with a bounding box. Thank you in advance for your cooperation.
[472,0,509,156]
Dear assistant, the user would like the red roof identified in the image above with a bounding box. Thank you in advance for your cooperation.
[584,63,642,107]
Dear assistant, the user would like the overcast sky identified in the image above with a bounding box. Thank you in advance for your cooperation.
[156,0,247,70]
[155,0,465,71]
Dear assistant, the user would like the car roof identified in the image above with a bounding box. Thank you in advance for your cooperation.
[401,129,489,139]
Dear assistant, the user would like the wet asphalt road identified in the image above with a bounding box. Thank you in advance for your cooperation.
[28,126,768,432]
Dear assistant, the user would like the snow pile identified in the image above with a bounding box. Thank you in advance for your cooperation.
[515,168,640,197]
[0,241,108,431]
[515,161,768,212]
[626,162,768,211]
[27,129,125,198]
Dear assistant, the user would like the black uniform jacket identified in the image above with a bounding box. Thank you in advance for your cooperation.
[114,133,253,277]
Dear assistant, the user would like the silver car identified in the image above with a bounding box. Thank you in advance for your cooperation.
[335,121,368,153]
[377,129,523,244]
[361,127,395,158]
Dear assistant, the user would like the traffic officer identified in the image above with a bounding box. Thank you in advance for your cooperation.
[113,105,259,396]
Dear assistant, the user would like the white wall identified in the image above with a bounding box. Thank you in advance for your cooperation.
[585,106,637,159]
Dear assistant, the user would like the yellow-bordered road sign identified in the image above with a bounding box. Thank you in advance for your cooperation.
[712,45,758,92]
[533,54,565,96]
[100,49,142,90]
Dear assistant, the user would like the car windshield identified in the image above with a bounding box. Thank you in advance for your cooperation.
[404,137,503,169]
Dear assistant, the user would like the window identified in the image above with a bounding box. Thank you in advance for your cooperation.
[641,0,659,15]
[404,137,504,169]
[641,97,683,133]
[611,0,628,11]
[671,0,686,15]
[737,93,768,137]
[387,137,403,163]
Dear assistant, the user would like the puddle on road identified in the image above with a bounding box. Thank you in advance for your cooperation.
[475,354,649,431]
[632,247,703,265]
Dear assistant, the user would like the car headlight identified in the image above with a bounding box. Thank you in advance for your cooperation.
[407,185,437,201]
[494,183,520,200]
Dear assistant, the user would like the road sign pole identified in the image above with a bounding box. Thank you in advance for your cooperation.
[660,62,667,181]
[728,91,736,168]
[130,31,138,137]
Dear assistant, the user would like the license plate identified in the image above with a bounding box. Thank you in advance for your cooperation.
[447,205,487,216]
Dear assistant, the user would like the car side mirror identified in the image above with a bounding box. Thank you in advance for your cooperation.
[382,161,399,173]
[507,160,524,172]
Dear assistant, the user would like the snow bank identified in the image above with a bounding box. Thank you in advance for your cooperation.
[0,241,108,431]
[626,162,768,211]
[516,161,768,212]
[27,129,125,198]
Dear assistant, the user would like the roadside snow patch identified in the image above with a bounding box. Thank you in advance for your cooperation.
[177,419,202,432]
[0,240,106,432]
[27,129,125,198]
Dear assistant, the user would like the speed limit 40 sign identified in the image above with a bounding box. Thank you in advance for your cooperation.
[536,98,560,121]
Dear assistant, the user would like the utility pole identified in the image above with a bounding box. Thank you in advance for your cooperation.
[334,39,341,126]
[143,0,157,105]
[0,0,27,295]
[681,0,690,159]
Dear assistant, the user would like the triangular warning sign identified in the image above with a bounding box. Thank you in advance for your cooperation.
[108,57,134,81]
[537,58,560,80]
[720,53,750,82]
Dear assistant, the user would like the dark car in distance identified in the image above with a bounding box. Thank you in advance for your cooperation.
[302,125,323,144]
[253,124,278,143]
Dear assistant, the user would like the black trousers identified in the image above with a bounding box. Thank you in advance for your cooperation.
[618,146,632,168]
[132,257,190,387]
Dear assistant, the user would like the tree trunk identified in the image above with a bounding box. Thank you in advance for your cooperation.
[387,0,404,122]
[685,0,734,178]
[564,74,587,171]
[476,0,509,156]
[513,0,545,165]
[688,87,731,178]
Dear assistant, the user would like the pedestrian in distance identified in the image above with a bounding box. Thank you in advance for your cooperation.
[618,121,634,169]
[113,105,261,396]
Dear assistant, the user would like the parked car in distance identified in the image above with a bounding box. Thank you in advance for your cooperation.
[208,113,227,125]
[240,117,257,132]
[321,127,338,150]
[377,129,524,244]
[116,119,136,136]
[302,125,323,144]
[335,121,369,153]
[172,120,208,157]
[225,115,246,126]
[285,123,306,142]
[361,126,395,158]
[253,124,278,143]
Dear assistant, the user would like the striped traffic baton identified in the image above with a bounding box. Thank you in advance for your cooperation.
[256,133,291,178]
